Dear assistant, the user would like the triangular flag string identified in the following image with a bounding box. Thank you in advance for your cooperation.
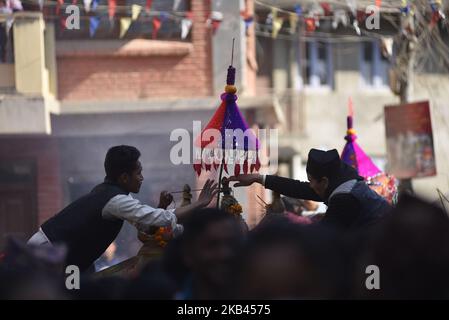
[181,17,192,39]
[152,16,161,39]
[108,0,116,20]
[119,17,131,38]
[89,0,100,37]
[131,4,142,21]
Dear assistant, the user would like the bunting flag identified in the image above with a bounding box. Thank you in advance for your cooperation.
[108,0,116,20]
[83,0,92,12]
[271,9,283,38]
[7,0,23,10]
[173,0,182,11]
[152,17,162,39]
[289,13,298,34]
[332,9,348,29]
[56,0,63,16]
[131,4,142,21]
[160,11,169,22]
[320,2,332,16]
[356,9,366,23]
[209,11,223,34]
[305,17,316,32]
[120,17,131,38]
[346,0,356,15]
[294,4,302,16]
[244,16,254,32]
[241,9,254,32]
[60,15,66,30]
[353,19,361,35]
[181,18,193,39]
[145,0,152,11]
[89,0,100,37]
[89,16,100,37]
[430,0,445,27]
[400,0,410,15]
[375,0,382,8]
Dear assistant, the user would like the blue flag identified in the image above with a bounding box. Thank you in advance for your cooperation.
[89,0,100,37]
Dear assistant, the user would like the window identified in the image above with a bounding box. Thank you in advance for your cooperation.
[302,40,333,89]
[53,0,191,41]
[360,41,389,88]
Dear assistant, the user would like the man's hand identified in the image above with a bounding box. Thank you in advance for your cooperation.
[158,191,173,209]
[197,179,219,207]
[174,179,219,221]
[224,174,264,187]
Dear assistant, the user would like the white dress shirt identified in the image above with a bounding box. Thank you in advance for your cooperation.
[102,194,184,236]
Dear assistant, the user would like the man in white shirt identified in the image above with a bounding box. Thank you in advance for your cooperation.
[27,145,218,272]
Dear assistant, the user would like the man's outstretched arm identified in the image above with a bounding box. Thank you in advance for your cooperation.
[226,174,322,202]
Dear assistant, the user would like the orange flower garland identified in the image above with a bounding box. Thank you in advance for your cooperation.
[153,226,173,248]
[228,203,243,217]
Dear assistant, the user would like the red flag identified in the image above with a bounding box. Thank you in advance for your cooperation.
[146,0,152,11]
[108,0,116,20]
[60,16,66,30]
[305,17,316,32]
[56,0,64,16]
[320,3,332,16]
[211,20,221,34]
[152,17,162,39]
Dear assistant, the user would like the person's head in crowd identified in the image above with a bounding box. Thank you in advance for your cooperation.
[181,208,245,299]
[162,235,190,292]
[0,238,68,299]
[104,145,143,194]
[122,261,177,300]
[71,276,127,300]
[353,194,449,299]
[306,149,360,200]
[235,220,345,299]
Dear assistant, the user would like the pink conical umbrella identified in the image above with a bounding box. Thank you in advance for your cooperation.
[341,98,397,204]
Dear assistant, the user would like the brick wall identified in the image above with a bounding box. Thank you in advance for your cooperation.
[0,137,63,225]
[57,0,213,101]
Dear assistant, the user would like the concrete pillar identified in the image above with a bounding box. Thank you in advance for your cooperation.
[273,38,289,94]
[44,22,58,99]
[13,12,49,96]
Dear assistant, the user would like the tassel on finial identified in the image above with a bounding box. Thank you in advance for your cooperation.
[346,97,356,140]
[225,38,237,94]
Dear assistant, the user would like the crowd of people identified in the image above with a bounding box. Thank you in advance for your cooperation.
[1,145,449,299]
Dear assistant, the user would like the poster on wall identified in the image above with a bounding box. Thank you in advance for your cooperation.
[384,100,436,179]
